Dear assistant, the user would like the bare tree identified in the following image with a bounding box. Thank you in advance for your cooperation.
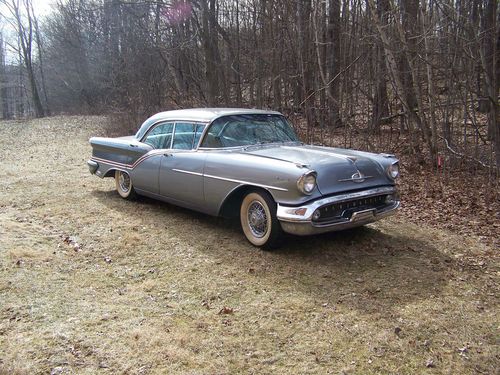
[1,0,44,117]
[327,0,342,127]
[370,0,390,129]
[1,0,493,173]
[0,32,11,119]
[480,0,499,166]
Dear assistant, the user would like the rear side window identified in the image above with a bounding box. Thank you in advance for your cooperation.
[172,123,196,150]
[143,123,173,149]
[171,123,206,150]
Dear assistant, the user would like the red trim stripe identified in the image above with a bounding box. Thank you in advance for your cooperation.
[92,150,164,170]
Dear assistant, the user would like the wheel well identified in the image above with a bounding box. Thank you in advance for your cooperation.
[218,186,274,218]
[104,168,130,178]
[103,169,117,178]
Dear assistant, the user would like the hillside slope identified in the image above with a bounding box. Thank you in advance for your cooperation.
[0,116,498,374]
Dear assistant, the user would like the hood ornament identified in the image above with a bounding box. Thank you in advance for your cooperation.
[338,170,372,183]
[351,171,365,183]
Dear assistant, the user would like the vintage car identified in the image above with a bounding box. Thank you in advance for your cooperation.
[88,108,400,248]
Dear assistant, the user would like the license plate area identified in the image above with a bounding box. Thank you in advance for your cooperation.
[350,209,375,222]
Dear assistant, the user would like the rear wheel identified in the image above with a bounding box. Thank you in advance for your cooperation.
[240,190,283,249]
[115,170,137,200]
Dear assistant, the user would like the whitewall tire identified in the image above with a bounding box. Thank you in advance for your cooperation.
[115,170,137,200]
[240,190,283,249]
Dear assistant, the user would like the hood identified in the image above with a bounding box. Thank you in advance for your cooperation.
[241,144,395,195]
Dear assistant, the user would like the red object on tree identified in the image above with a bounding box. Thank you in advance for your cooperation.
[437,155,443,168]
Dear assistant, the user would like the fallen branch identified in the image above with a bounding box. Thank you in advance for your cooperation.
[440,136,493,169]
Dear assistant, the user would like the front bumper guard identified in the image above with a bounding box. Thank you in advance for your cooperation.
[87,159,99,174]
[276,186,399,236]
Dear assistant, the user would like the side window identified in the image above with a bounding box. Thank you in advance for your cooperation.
[200,121,224,148]
[172,123,196,150]
[193,124,205,148]
[143,123,174,149]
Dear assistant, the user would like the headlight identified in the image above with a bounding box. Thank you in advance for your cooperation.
[297,172,317,195]
[387,162,400,179]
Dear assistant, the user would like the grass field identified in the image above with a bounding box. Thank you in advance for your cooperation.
[0,116,498,374]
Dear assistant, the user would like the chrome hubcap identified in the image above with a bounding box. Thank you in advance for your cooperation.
[247,201,268,238]
[118,172,130,193]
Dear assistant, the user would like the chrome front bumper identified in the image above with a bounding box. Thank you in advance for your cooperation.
[276,186,400,236]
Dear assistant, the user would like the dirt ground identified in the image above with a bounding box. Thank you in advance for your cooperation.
[0,116,498,374]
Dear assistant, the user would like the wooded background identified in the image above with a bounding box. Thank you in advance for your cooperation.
[0,0,498,176]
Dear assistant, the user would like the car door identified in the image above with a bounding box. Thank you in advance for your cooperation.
[131,122,174,194]
[159,123,207,210]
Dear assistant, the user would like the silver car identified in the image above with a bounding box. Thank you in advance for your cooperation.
[88,108,400,248]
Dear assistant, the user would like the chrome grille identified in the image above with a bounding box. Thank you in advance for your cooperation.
[313,194,388,223]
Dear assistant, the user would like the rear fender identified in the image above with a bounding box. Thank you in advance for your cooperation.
[90,136,152,166]
[89,136,153,177]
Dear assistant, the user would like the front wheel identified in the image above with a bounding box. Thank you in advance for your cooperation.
[115,170,137,200]
[240,191,283,249]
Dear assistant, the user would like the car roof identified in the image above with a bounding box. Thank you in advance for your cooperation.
[135,108,283,139]
[150,108,281,122]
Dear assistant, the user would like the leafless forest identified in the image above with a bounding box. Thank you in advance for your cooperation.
[0,0,498,175]
[0,3,499,372]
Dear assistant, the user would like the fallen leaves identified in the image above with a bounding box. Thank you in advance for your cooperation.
[218,306,234,315]
[50,366,65,375]
[398,167,499,247]
[458,345,470,359]
[61,235,81,251]
[425,358,435,368]
[394,326,402,338]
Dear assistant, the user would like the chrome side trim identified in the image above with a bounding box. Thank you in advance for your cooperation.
[172,168,289,192]
[172,168,204,177]
[204,173,288,192]
[91,150,165,170]
[277,186,397,222]
[91,156,132,169]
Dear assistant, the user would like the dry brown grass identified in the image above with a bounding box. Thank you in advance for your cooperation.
[0,116,498,374]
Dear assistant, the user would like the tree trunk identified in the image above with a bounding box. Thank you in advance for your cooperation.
[371,0,389,129]
[367,0,419,155]
[32,3,50,116]
[327,0,342,127]
[199,0,220,105]
[480,0,498,145]
[11,0,44,117]
[298,0,315,139]
[235,1,242,105]
[0,33,11,119]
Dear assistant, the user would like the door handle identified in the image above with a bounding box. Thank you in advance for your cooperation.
[129,143,139,148]
[163,153,172,157]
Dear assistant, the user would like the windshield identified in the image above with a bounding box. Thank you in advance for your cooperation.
[200,114,299,148]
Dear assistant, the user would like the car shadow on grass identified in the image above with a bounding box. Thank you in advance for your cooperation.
[273,226,452,315]
[91,189,452,316]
